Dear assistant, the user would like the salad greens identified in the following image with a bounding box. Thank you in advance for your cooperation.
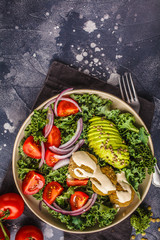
[45,200,117,230]
[24,109,48,142]
[17,93,156,231]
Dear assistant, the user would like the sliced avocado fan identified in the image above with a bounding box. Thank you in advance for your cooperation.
[88,116,130,169]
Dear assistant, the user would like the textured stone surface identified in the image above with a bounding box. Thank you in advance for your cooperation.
[0,0,160,239]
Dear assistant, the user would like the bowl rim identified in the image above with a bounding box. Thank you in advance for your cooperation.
[12,89,153,234]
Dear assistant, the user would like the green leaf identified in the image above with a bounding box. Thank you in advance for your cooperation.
[116,113,139,133]
[139,127,149,145]
[56,187,75,208]
[24,109,48,142]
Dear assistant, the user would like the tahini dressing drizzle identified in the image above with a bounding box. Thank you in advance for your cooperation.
[72,151,132,203]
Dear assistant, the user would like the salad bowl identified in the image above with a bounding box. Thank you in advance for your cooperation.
[12,89,154,233]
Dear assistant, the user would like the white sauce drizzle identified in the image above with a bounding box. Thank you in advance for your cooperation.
[72,151,97,172]
[116,172,132,203]
[72,151,132,203]
[90,165,116,193]
[72,151,116,194]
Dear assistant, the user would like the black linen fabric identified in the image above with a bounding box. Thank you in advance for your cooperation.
[0,61,155,240]
[32,61,155,131]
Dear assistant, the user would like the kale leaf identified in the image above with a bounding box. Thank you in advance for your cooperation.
[25,109,48,142]
[115,113,139,133]
[43,201,117,230]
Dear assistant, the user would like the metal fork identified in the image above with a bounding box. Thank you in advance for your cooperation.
[119,72,160,187]
[119,72,140,114]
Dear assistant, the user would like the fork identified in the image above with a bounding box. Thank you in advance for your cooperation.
[119,72,140,114]
[119,72,160,188]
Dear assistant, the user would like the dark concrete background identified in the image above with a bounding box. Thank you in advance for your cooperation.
[0,0,160,239]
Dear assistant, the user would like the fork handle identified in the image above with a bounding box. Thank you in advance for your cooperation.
[152,164,160,187]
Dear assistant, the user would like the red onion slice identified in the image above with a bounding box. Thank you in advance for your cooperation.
[70,193,97,216]
[54,139,85,160]
[44,99,56,109]
[44,106,54,138]
[44,97,79,110]
[59,118,83,149]
[54,88,73,117]
[53,202,62,210]
[52,158,70,171]
[53,197,91,212]
[43,193,97,216]
[49,138,84,154]
[60,97,82,112]
[39,142,45,168]
[49,145,74,154]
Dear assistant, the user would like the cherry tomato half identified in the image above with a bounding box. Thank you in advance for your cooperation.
[15,225,43,240]
[23,136,41,159]
[57,99,79,117]
[66,178,88,187]
[45,149,60,167]
[43,126,61,148]
[22,171,45,195]
[70,191,89,211]
[43,181,64,205]
[0,193,24,220]
[0,223,10,240]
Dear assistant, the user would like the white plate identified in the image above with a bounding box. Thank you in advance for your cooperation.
[12,89,154,233]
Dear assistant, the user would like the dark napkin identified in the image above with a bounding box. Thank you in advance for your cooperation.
[33,61,154,130]
[0,61,155,240]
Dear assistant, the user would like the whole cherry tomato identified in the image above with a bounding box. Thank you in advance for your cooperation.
[0,193,24,220]
[0,222,10,240]
[70,191,89,211]
[43,125,61,148]
[15,225,43,240]
[66,178,88,186]
[22,171,45,195]
[43,181,63,205]
[23,136,41,159]
[57,99,79,117]
[45,149,59,167]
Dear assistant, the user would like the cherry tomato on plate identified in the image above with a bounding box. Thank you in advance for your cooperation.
[66,178,88,186]
[15,225,43,240]
[57,99,79,117]
[43,125,61,148]
[23,136,41,159]
[70,191,89,211]
[45,149,60,167]
[0,193,24,220]
[43,181,64,205]
[22,171,45,195]
[0,222,10,240]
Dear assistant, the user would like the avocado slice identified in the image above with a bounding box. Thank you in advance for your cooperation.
[88,116,130,169]
[88,129,119,138]
[89,122,117,129]
[89,116,104,122]
[88,133,122,141]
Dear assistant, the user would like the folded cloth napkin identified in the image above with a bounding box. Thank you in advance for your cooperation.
[33,61,154,130]
[0,61,155,240]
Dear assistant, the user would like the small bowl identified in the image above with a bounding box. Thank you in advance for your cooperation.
[12,89,154,233]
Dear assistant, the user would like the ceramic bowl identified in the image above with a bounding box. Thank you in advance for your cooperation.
[12,89,154,233]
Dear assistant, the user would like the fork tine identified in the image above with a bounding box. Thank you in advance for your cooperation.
[119,73,140,114]
[119,76,125,101]
[122,75,130,103]
[125,73,134,102]
[129,73,139,101]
